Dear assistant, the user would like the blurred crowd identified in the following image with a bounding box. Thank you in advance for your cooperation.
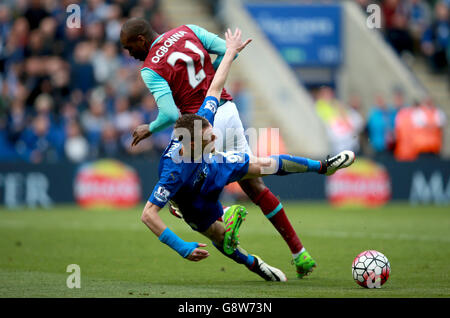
[314,85,446,161]
[0,0,447,164]
[356,0,450,76]
[0,0,174,163]
[334,0,449,161]
[0,0,253,164]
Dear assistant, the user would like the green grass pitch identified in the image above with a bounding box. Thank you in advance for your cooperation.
[0,202,449,298]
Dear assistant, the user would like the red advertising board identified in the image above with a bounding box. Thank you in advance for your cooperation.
[326,158,391,207]
[74,159,141,208]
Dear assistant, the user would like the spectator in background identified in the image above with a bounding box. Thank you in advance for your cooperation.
[85,20,106,48]
[128,75,146,106]
[80,95,110,150]
[315,86,364,154]
[389,86,408,119]
[138,92,171,153]
[112,95,135,150]
[0,5,12,46]
[110,65,134,98]
[70,41,96,94]
[354,0,372,11]
[24,0,49,30]
[394,96,446,161]
[98,122,121,158]
[92,42,121,84]
[34,92,58,128]
[421,1,450,73]
[61,21,83,60]
[139,0,160,21]
[65,120,89,163]
[113,96,133,133]
[404,0,432,52]
[6,100,28,145]
[7,17,29,62]
[367,94,396,154]
[86,0,111,25]
[39,16,59,55]
[0,82,8,118]
[385,12,415,56]
[0,1,174,162]
[0,122,18,161]
[60,101,79,128]
[347,94,366,134]
[347,94,369,155]
[50,65,71,109]
[105,3,124,43]
[394,100,416,161]
[139,94,158,123]
[411,97,447,156]
[19,114,64,163]
[382,0,403,30]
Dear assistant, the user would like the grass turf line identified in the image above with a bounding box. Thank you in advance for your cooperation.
[0,203,449,298]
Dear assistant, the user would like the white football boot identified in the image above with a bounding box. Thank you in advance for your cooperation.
[250,255,287,282]
[325,150,356,176]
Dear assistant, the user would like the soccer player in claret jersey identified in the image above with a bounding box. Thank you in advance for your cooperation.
[140,28,356,281]
[120,18,325,278]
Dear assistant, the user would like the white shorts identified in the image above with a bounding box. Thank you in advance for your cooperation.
[213,101,252,155]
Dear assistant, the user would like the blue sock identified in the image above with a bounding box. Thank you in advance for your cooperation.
[271,154,323,175]
[213,242,255,267]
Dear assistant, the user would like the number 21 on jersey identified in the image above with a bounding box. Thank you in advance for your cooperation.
[167,40,206,89]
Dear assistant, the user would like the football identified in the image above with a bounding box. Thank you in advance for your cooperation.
[352,250,390,288]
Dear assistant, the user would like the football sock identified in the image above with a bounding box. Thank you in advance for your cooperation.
[252,188,303,254]
[271,154,327,175]
[292,247,306,260]
[213,242,255,268]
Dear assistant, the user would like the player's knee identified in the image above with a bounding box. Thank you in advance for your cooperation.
[211,228,225,246]
[203,222,225,245]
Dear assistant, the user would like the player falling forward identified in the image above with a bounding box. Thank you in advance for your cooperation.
[120,18,324,278]
[140,28,355,281]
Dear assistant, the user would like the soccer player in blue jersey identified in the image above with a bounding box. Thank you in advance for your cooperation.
[140,28,355,281]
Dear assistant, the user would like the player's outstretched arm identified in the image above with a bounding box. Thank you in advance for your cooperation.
[206,28,251,100]
[141,201,210,262]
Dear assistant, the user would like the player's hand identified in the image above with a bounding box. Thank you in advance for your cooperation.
[186,243,210,262]
[131,124,152,147]
[225,27,252,53]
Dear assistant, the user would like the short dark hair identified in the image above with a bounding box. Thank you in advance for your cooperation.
[174,114,210,142]
[120,18,152,41]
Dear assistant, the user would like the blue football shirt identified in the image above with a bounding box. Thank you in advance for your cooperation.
[148,96,250,231]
